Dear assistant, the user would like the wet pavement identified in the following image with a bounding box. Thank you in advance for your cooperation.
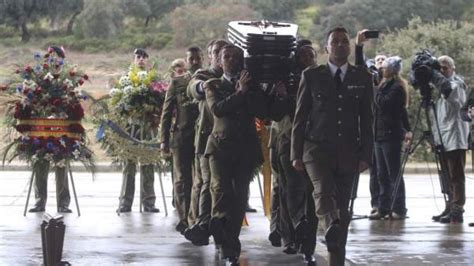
[0,170,473,265]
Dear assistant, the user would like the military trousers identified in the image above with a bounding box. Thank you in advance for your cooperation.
[119,160,156,208]
[304,158,354,266]
[208,153,252,258]
[279,151,317,255]
[269,148,282,237]
[33,160,70,208]
[172,144,194,226]
[189,153,212,226]
[443,149,466,210]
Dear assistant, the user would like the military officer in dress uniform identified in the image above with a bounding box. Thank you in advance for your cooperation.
[184,39,228,245]
[160,46,203,234]
[117,48,160,213]
[291,27,374,266]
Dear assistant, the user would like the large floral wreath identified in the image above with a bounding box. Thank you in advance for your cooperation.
[0,47,94,171]
[93,65,168,165]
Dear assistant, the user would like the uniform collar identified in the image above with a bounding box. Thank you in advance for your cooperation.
[327,61,348,81]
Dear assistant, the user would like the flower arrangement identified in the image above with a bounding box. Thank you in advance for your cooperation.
[93,65,168,165]
[0,47,94,170]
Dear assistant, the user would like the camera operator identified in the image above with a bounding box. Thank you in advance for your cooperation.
[429,55,469,224]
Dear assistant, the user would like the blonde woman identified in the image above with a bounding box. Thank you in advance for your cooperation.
[370,56,413,220]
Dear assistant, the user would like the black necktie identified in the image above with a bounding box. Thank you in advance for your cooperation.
[334,68,342,89]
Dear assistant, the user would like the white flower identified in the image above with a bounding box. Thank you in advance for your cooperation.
[44,153,53,161]
[60,139,66,147]
[56,159,66,168]
[139,85,148,93]
[72,149,81,159]
[44,72,54,81]
[63,79,74,88]
[109,88,121,97]
[119,75,131,86]
[123,86,133,94]
[137,71,148,81]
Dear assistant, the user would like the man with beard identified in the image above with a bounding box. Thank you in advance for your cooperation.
[160,46,203,233]
[291,27,374,265]
[184,39,228,245]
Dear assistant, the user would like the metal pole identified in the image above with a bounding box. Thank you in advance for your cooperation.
[158,170,168,216]
[67,163,81,217]
[23,165,36,216]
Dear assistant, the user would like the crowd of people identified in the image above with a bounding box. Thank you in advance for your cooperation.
[25,26,472,266]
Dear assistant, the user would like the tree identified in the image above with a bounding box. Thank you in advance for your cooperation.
[169,3,261,48]
[0,0,49,42]
[45,0,84,34]
[75,0,124,38]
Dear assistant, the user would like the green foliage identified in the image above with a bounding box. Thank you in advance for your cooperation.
[295,5,320,39]
[249,0,311,21]
[169,3,261,48]
[311,0,473,46]
[378,18,474,161]
[75,0,124,38]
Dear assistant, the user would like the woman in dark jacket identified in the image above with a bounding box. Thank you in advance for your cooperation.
[370,56,413,220]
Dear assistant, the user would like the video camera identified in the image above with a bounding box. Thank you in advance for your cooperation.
[409,49,441,99]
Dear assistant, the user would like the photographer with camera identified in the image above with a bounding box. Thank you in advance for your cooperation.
[427,55,470,224]
[355,30,388,217]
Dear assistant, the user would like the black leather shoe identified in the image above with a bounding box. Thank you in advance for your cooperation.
[469,222,474,227]
[226,256,239,266]
[28,206,45,212]
[117,206,131,213]
[143,206,160,213]
[303,254,316,266]
[175,221,188,235]
[268,230,282,247]
[184,224,210,245]
[58,207,72,213]
[325,223,341,253]
[209,217,226,245]
[432,208,450,222]
[283,243,298,254]
[440,212,464,224]
[245,205,257,213]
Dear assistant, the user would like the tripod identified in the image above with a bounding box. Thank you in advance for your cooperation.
[390,90,451,216]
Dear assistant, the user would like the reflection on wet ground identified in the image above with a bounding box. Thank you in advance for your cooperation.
[0,172,472,265]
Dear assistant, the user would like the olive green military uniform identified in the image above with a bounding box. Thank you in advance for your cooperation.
[119,126,158,210]
[32,160,70,209]
[186,67,222,228]
[204,77,268,258]
[291,64,373,265]
[160,73,199,227]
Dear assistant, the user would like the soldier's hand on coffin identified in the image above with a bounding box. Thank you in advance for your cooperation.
[292,159,305,172]
[237,70,251,93]
[274,81,287,97]
[358,160,370,172]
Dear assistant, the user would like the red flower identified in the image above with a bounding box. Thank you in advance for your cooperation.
[24,65,32,72]
[78,79,84,86]
[43,64,49,69]
[69,71,75,77]
[51,98,62,106]
[34,87,43,95]
[13,103,32,119]
[83,74,89,80]
[15,69,20,74]
[23,88,30,95]
[48,47,54,54]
